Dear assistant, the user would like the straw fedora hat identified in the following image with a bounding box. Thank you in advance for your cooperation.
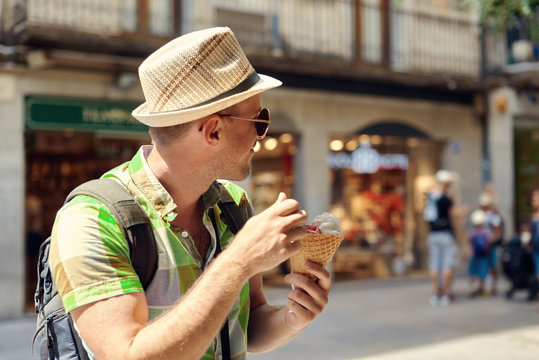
[132,27,282,127]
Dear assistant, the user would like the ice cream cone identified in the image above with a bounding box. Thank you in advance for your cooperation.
[290,233,344,277]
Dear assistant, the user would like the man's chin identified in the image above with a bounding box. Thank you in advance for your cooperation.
[221,168,251,182]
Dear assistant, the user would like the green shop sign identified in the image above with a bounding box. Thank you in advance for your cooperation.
[25,95,148,132]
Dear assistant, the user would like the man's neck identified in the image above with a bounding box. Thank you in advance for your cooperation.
[146,144,214,223]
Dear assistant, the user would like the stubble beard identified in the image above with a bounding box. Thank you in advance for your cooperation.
[215,156,252,182]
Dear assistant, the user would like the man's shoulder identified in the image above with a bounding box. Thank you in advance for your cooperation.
[54,189,124,243]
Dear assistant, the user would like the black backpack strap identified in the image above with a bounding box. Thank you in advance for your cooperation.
[66,178,158,290]
[208,211,231,360]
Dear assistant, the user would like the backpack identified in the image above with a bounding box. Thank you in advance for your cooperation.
[423,192,440,222]
[32,178,247,360]
[471,230,489,257]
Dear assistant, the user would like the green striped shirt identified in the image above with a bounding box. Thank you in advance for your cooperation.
[50,145,253,359]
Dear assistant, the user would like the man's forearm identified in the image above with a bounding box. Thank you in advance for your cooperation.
[75,249,252,360]
[132,250,251,359]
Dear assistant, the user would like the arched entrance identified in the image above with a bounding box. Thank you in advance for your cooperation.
[329,121,443,279]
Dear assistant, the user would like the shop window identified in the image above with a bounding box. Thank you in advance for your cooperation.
[515,128,539,227]
[149,0,174,36]
[25,131,149,234]
[250,133,297,214]
[214,7,273,52]
[329,134,415,279]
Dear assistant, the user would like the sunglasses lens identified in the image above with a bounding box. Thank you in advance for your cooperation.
[255,122,269,137]
[255,108,270,137]
[257,108,270,121]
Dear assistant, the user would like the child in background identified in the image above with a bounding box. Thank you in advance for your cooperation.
[478,192,504,296]
[468,209,492,297]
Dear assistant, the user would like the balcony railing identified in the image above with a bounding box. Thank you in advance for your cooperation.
[0,0,179,56]
[0,0,482,80]
[197,0,481,78]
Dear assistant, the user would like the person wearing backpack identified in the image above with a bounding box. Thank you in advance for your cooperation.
[467,209,491,297]
[44,27,331,360]
[425,170,458,306]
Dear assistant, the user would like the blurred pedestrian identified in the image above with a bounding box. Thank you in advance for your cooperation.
[478,191,504,296]
[529,188,539,299]
[424,170,458,306]
[467,209,491,297]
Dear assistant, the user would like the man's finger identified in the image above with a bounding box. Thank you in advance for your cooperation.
[267,198,301,217]
[303,262,331,292]
[276,192,287,203]
[281,210,308,231]
[287,225,308,244]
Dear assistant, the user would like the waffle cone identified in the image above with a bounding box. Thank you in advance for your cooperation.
[290,233,344,276]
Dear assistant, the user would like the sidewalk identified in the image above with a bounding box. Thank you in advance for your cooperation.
[3,276,539,359]
[251,276,539,360]
[0,314,35,360]
[356,325,539,360]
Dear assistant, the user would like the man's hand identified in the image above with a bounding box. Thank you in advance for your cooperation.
[246,261,331,353]
[228,192,307,277]
[283,261,330,331]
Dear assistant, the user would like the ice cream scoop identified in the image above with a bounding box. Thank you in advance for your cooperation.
[311,212,342,235]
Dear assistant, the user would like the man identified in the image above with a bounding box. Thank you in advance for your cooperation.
[50,27,330,359]
[425,170,458,306]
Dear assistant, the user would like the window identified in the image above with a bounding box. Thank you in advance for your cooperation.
[150,0,173,36]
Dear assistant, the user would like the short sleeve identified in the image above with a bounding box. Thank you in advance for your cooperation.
[49,195,143,312]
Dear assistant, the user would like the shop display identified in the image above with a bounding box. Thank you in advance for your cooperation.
[251,134,296,213]
[25,131,148,251]
[330,135,415,279]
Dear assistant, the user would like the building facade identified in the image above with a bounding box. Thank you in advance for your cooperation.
[0,0,492,317]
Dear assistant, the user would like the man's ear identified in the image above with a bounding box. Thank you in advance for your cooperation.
[198,115,222,145]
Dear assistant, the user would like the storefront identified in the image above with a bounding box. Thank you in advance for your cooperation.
[250,133,298,213]
[514,119,539,230]
[487,87,539,240]
[327,124,445,279]
[23,95,149,309]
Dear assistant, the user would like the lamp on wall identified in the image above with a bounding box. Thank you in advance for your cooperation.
[494,94,508,113]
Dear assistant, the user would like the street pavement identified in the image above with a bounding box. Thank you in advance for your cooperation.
[2,275,539,359]
[251,275,539,360]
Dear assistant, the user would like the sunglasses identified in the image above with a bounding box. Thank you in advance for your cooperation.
[221,107,271,139]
